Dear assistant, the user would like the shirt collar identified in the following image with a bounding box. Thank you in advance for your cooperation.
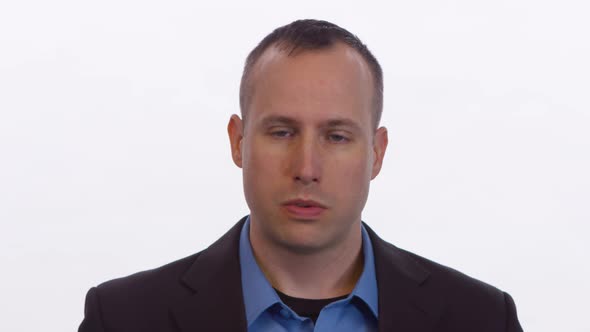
[239,217,283,325]
[239,216,379,326]
[351,220,379,318]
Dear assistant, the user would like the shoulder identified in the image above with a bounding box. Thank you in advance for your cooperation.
[91,252,202,316]
[94,251,201,303]
[401,246,508,305]
[92,218,247,304]
[367,225,522,330]
[366,224,507,304]
[80,219,247,331]
[403,248,519,329]
[80,251,203,332]
[78,253,212,332]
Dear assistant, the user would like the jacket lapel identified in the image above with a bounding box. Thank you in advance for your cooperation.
[170,218,249,332]
[170,219,443,332]
[364,224,443,332]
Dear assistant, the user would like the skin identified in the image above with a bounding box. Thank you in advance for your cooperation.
[227,42,388,299]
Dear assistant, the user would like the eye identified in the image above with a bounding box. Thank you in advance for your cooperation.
[327,133,350,143]
[270,129,294,138]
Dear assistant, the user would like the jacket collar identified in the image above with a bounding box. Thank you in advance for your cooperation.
[363,223,443,332]
[170,217,443,332]
[170,217,248,332]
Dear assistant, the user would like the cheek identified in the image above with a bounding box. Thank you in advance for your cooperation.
[244,135,292,172]
[328,148,373,180]
[326,154,372,197]
[242,139,285,194]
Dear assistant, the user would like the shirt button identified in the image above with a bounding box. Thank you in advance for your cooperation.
[279,308,290,318]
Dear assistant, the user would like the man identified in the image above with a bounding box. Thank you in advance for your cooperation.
[79,19,523,331]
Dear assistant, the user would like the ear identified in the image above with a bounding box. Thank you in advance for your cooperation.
[227,114,244,168]
[371,126,388,179]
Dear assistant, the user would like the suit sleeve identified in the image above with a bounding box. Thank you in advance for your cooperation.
[78,287,106,332]
[504,292,523,332]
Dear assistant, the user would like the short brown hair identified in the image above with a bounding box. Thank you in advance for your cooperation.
[239,19,384,129]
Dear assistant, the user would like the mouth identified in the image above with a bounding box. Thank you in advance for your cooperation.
[282,199,327,219]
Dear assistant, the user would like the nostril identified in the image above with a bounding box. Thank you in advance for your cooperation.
[294,176,319,183]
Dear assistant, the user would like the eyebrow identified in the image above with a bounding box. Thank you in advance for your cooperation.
[322,119,362,132]
[259,115,362,132]
[260,115,300,127]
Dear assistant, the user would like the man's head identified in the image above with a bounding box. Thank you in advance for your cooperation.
[228,19,388,254]
[240,19,384,131]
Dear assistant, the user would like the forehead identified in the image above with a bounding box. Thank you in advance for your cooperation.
[246,43,374,128]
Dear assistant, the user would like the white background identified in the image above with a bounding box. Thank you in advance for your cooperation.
[1,1,589,331]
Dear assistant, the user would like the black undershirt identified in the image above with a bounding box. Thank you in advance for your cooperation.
[274,288,349,324]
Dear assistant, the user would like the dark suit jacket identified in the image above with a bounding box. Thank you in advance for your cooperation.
[79,217,523,331]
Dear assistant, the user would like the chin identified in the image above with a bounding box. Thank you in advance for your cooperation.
[279,238,330,255]
[276,228,338,254]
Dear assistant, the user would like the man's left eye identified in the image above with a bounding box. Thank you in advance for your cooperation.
[328,134,349,143]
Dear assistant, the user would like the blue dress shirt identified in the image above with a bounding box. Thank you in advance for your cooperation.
[239,217,379,332]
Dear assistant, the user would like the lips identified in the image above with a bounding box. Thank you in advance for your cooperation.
[282,199,327,219]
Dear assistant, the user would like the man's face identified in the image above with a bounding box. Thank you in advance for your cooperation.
[228,43,388,254]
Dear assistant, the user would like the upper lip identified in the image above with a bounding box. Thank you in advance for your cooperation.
[283,199,327,209]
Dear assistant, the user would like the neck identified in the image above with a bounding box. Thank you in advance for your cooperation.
[249,220,364,299]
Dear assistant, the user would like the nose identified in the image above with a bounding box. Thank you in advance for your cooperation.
[291,135,321,185]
